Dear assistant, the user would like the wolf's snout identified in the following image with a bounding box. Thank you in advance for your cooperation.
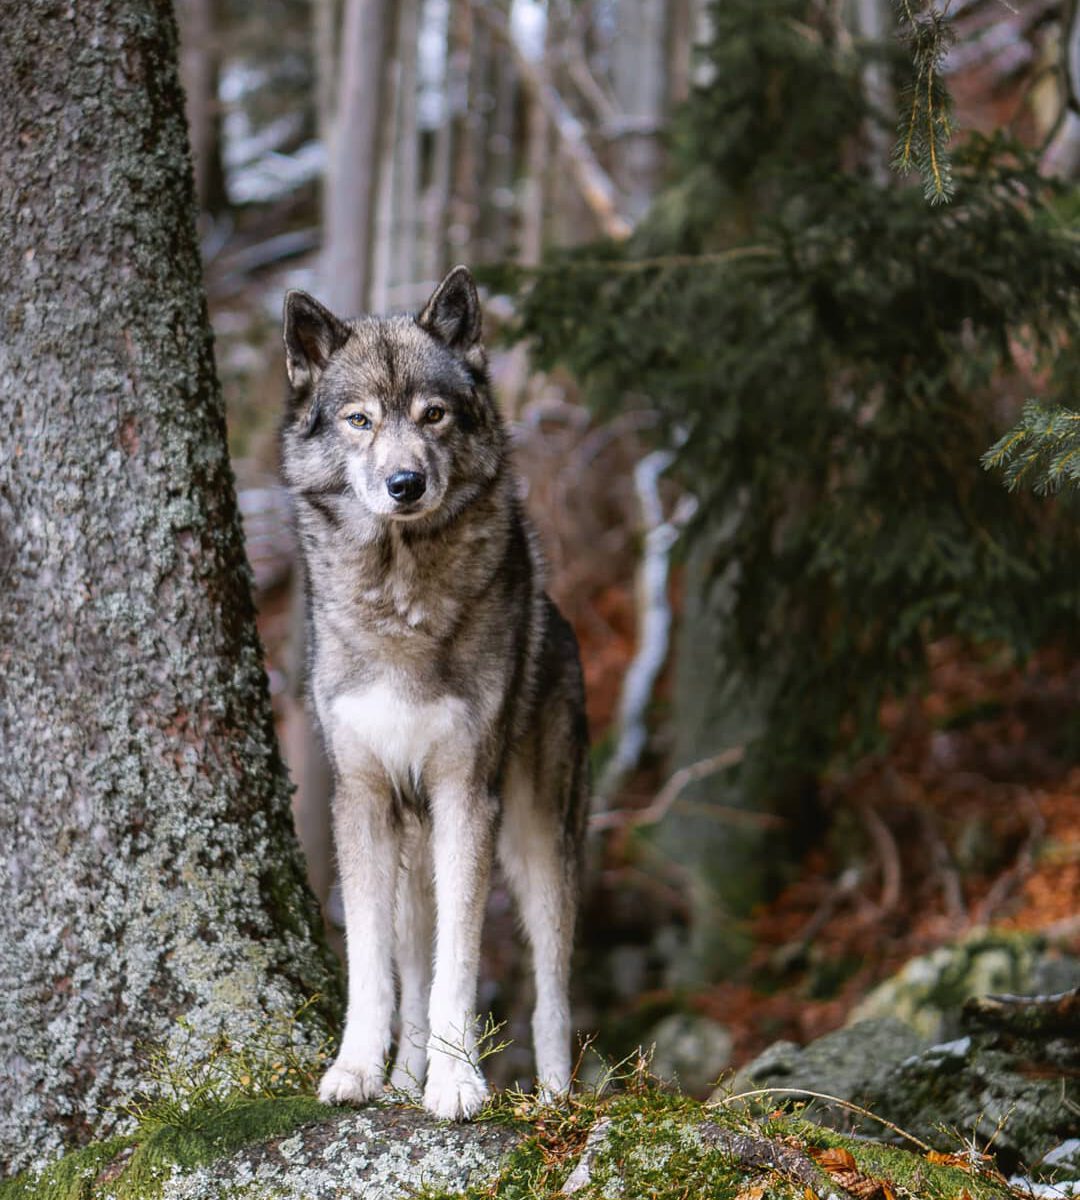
[387,471,426,504]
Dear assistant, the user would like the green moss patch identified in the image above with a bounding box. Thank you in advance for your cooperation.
[0,1097,328,1200]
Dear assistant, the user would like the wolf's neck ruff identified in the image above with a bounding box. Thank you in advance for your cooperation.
[280,266,588,1121]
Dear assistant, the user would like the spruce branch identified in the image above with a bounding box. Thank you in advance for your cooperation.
[983,401,1080,494]
[893,1,956,204]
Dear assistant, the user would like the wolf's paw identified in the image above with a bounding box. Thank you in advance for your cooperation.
[318,1061,384,1105]
[423,1055,489,1120]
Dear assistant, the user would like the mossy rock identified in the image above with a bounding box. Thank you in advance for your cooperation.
[847,932,1077,1041]
[0,1100,522,1200]
[0,1087,1028,1200]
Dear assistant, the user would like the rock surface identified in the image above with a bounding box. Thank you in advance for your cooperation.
[728,947,1080,1185]
[159,1108,522,1200]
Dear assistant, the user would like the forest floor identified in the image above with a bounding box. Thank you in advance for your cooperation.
[605,638,1080,1069]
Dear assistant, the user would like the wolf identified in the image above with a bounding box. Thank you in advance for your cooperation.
[280,266,589,1120]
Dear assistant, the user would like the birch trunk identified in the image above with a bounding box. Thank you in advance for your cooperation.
[0,0,338,1173]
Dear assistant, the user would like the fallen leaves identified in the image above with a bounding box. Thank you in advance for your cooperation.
[808,1145,896,1199]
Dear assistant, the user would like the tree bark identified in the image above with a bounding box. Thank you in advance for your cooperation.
[0,0,339,1175]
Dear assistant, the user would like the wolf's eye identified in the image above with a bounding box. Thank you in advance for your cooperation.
[345,412,371,430]
[424,405,445,425]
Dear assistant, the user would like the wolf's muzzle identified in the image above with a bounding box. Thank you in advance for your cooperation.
[387,471,426,504]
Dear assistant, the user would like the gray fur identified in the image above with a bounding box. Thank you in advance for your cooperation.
[280,266,589,1119]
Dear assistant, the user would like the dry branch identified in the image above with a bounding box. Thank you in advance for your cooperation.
[962,986,1080,1038]
[472,2,632,240]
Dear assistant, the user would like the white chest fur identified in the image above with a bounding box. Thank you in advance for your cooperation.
[328,679,469,785]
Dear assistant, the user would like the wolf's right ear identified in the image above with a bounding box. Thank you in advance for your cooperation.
[283,290,350,394]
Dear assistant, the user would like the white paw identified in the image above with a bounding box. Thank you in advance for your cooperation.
[423,1055,489,1120]
[318,1061,384,1105]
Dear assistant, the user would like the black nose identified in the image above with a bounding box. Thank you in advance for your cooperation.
[386,471,426,504]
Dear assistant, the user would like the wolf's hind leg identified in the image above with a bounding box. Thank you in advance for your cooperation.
[390,818,434,1095]
[319,772,399,1105]
[498,765,579,1098]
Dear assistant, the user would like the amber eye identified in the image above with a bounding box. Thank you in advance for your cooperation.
[345,412,371,430]
[424,405,445,425]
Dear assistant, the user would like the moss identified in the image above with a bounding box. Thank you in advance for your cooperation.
[0,1136,135,1200]
[0,1098,328,1200]
[792,1121,1013,1200]
[418,1085,1022,1200]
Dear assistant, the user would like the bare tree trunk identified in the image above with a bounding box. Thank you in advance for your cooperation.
[1042,0,1080,179]
[177,0,228,214]
[313,0,341,150]
[476,2,632,240]
[394,0,422,302]
[424,0,454,283]
[0,0,338,1173]
[853,0,894,182]
[447,0,478,263]
[370,3,404,313]
[322,0,395,314]
[486,1,518,263]
[610,0,667,220]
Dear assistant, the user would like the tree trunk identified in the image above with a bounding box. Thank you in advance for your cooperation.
[610,0,668,220]
[655,529,783,983]
[322,0,395,314]
[0,0,339,1175]
[176,0,228,215]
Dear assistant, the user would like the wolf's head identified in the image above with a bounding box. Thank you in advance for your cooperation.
[280,266,505,534]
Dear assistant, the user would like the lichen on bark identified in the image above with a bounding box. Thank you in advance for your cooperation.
[0,0,340,1175]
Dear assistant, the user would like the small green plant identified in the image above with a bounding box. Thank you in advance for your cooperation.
[122,995,334,1134]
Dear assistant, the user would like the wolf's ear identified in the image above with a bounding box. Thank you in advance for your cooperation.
[283,290,350,392]
[418,265,483,356]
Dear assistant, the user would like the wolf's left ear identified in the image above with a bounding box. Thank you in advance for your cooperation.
[418,265,483,356]
[283,290,350,392]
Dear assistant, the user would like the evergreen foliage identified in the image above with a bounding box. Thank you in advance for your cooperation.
[498,0,1080,790]
[893,0,955,204]
[984,402,1080,494]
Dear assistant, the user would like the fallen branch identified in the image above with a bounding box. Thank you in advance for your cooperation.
[962,987,1080,1038]
[700,1124,856,1200]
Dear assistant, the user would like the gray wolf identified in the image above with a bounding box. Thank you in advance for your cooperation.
[280,266,589,1119]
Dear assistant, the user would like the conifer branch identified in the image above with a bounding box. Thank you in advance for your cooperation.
[893,1,955,203]
[983,402,1080,494]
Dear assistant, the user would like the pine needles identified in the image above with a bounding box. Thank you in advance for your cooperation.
[983,402,1080,494]
[893,1,956,204]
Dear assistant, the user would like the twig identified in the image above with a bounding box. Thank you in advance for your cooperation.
[971,790,1045,925]
[712,1087,935,1154]
[859,800,902,914]
[771,866,863,972]
[589,748,748,834]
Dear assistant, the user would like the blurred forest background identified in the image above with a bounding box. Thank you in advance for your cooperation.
[175,0,1080,1091]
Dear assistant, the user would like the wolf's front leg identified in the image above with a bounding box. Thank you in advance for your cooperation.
[319,771,399,1105]
[424,780,496,1120]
